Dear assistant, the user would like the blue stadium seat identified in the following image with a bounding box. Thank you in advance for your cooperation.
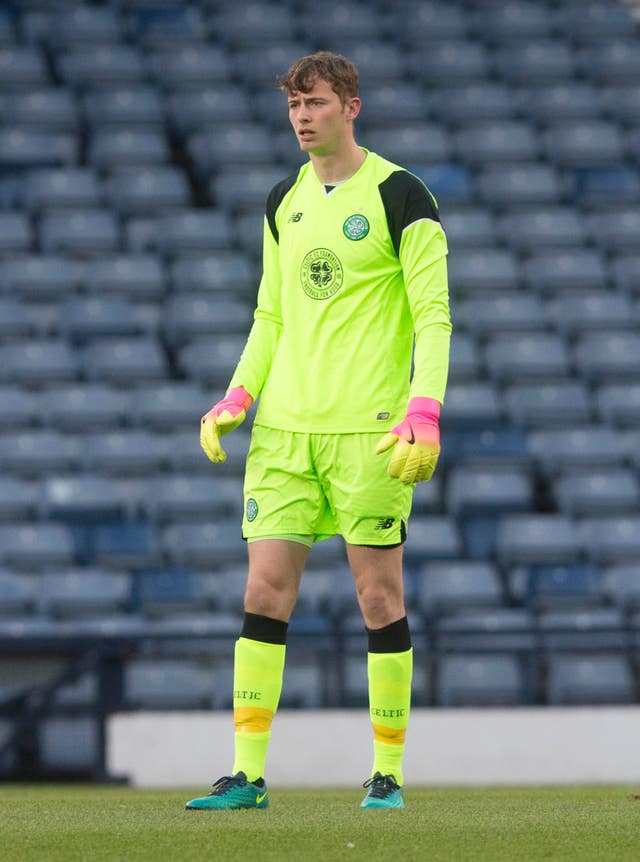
[124,659,213,709]
[498,208,587,250]
[145,45,229,88]
[447,333,481,382]
[306,535,348,568]
[440,382,503,431]
[0,213,31,253]
[611,255,640,296]
[485,333,570,383]
[167,86,251,134]
[469,0,552,41]
[547,654,635,705]
[188,124,276,172]
[58,46,146,88]
[556,2,635,43]
[524,563,604,610]
[22,168,101,212]
[233,212,266,258]
[105,167,189,215]
[581,39,640,84]
[39,570,129,618]
[0,387,39,429]
[358,84,429,125]
[0,299,34,339]
[279,656,324,709]
[517,82,602,122]
[82,431,167,475]
[57,297,144,342]
[603,565,640,611]
[435,608,535,654]
[522,249,607,294]
[133,568,213,617]
[212,3,295,46]
[89,129,169,169]
[167,429,250,477]
[84,255,165,300]
[157,210,233,254]
[40,209,119,255]
[83,87,164,128]
[579,516,640,564]
[548,292,636,335]
[542,121,625,167]
[416,561,503,615]
[447,249,519,295]
[39,384,128,431]
[163,522,246,568]
[478,164,562,207]
[601,85,640,124]
[163,297,252,346]
[438,654,524,707]
[428,83,516,123]
[127,4,206,48]
[572,166,640,206]
[588,209,640,251]
[0,477,39,521]
[0,255,83,299]
[3,88,78,132]
[408,164,472,204]
[0,46,48,90]
[596,383,640,426]
[457,294,546,335]
[554,470,639,516]
[0,523,74,570]
[178,335,245,387]
[494,40,576,84]
[528,426,626,478]
[442,208,497,250]
[395,2,468,42]
[410,41,490,84]
[42,476,130,522]
[129,382,206,429]
[301,3,383,43]
[574,332,640,382]
[446,467,533,518]
[170,253,253,295]
[496,515,582,566]
[410,475,443,517]
[94,522,162,570]
[404,516,462,564]
[213,167,288,214]
[82,337,167,384]
[0,430,80,476]
[231,41,313,87]
[0,128,76,169]
[145,475,242,523]
[0,339,78,385]
[453,121,538,164]
[457,427,530,468]
[47,4,121,48]
[0,570,35,616]
[364,125,450,165]
[506,381,592,428]
[333,43,404,84]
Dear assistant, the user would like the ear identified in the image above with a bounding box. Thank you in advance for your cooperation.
[345,97,361,121]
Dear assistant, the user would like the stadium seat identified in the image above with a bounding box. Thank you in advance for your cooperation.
[447,333,481,382]
[522,249,607,294]
[355,84,430,126]
[0,299,34,339]
[145,45,229,89]
[22,168,101,211]
[104,167,189,215]
[572,166,640,207]
[485,333,570,383]
[602,565,640,611]
[588,210,640,252]
[127,4,206,49]
[556,2,635,43]
[395,2,467,42]
[434,608,536,654]
[163,522,246,568]
[0,213,31,253]
[442,208,497,250]
[470,0,552,41]
[542,121,625,167]
[124,660,213,709]
[212,3,295,46]
[84,255,165,300]
[547,654,635,706]
[167,429,250,477]
[4,88,78,132]
[446,467,533,518]
[494,40,576,84]
[178,335,246,387]
[410,41,490,84]
[211,166,299,214]
[0,339,78,385]
[0,46,47,90]
[528,426,626,477]
[453,121,538,165]
[523,563,605,610]
[158,210,233,254]
[498,209,588,250]
[82,337,168,384]
[82,431,167,475]
[574,332,640,382]
[581,39,640,84]
[94,522,162,570]
[40,209,120,255]
[144,475,243,523]
[170,253,253,295]
[0,387,39,429]
[410,475,443,517]
[133,568,213,617]
[447,249,519,295]
[0,430,81,477]
[0,570,35,616]
[553,471,639,516]
[39,570,129,618]
[0,524,74,571]
[89,129,169,170]
[167,86,251,134]
[408,165,472,204]
[58,297,145,342]
[403,517,462,564]
[0,255,83,299]
[547,292,636,335]
[457,427,531,468]
[364,125,450,165]
[516,83,602,122]
[596,384,640,426]
[0,129,77,169]
[437,654,524,707]
[129,383,206,429]
[332,43,404,85]
[58,46,146,88]
[496,515,582,566]
[601,85,640,124]
[188,123,276,172]
[416,561,503,616]
[300,3,383,43]
[457,294,546,336]
[504,380,591,428]
[83,87,164,128]
[230,41,313,87]
[0,475,39,521]
[42,476,130,522]
[428,83,516,124]
[477,164,562,207]
[579,516,640,564]
[162,297,252,347]
[47,4,121,48]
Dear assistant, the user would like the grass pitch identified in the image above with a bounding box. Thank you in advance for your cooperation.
[1,784,640,862]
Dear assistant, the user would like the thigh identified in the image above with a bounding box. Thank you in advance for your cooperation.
[243,425,330,538]
[315,433,413,547]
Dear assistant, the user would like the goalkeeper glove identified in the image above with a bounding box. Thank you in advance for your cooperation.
[200,386,253,463]
[375,397,441,484]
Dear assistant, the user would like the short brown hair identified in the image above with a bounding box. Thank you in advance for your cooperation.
[277,51,359,105]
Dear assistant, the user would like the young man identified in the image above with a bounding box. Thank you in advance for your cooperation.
[187,51,451,811]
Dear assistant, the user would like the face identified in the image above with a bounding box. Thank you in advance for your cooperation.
[287,77,360,155]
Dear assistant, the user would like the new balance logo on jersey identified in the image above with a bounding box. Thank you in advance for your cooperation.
[288,212,303,222]
[375,518,395,531]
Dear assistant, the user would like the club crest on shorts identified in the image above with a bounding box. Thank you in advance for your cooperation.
[343,213,370,241]
[246,498,259,522]
[300,247,344,300]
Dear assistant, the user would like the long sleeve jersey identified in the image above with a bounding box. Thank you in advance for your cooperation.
[228,149,451,434]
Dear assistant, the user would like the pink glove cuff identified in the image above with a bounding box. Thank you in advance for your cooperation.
[406,397,441,419]
[225,386,254,412]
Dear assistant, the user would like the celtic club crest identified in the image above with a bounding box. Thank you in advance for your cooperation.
[300,248,344,300]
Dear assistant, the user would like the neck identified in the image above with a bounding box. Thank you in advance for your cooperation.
[310,140,366,185]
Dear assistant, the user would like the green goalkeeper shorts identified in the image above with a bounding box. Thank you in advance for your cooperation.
[242,424,414,547]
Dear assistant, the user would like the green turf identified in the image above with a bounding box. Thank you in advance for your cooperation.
[1,784,640,862]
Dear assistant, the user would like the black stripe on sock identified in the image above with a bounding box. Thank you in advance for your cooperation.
[241,612,288,645]
[366,615,411,653]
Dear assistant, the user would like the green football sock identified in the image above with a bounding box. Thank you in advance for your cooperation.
[232,636,285,782]
[368,648,413,786]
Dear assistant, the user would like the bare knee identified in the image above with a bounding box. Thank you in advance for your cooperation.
[356,579,404,629]
[244,569,293,620]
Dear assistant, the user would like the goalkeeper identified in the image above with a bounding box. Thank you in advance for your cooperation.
[187,51,451,812]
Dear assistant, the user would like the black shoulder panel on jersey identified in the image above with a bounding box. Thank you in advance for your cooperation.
[266,173,298,244]
[378,170,440,256]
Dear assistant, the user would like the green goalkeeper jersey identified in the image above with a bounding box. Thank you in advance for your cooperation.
[229,149,451,434]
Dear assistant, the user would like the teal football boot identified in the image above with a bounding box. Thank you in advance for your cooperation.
[185,772,268,810]
[360,772,405,809]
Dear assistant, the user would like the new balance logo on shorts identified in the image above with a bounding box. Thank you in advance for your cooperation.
[375,518,395,530]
